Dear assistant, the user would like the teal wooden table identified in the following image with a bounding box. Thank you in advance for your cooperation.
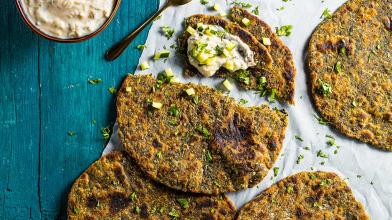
[0,1,159,219]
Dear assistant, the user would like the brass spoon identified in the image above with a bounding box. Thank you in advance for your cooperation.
[105,0,193,61]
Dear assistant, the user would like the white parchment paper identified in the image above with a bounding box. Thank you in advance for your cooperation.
[104,0,392,218]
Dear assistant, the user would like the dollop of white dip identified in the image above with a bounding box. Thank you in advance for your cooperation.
[187,24,256,77]
[22,0,115,38]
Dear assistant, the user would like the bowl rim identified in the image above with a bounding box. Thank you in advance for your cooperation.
[15,0,122,43]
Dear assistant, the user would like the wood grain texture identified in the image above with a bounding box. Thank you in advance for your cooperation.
[0,0,159,219]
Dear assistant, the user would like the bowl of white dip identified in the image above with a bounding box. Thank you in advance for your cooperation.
[16,0,121,42]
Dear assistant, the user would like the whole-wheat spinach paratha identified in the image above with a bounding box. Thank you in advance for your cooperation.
[117,74,288,194]
[230,7,296,104]
[177,15,288,102]
[236,171,369,220]
[67,151,235,219]
[307,0,391,150]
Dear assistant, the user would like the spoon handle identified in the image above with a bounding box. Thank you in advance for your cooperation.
[105,1,171,61]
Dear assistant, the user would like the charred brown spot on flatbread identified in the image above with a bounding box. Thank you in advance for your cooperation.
[109,192,131,214]
[67,151,235,219]
[116,75,288,194]
[237,172,369,220]
[307,0,391,150]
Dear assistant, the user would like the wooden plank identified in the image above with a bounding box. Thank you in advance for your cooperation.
[38,0,159,218]
[0,1,40,219]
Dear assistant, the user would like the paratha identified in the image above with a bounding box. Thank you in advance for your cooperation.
[177,15,283,102]
[67,151,235,219]
[117,74,288,194]
[236,171,369,220]
[230,7,296,104]
[307,0,392,150]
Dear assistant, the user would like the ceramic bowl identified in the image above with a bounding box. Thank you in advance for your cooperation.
[15,0,122,43]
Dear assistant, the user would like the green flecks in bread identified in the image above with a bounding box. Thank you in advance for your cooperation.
[67,151,235,219]
[117,74,288,194]
[237,171,369,220]
[307,0,392,150]
[230,7,297,104]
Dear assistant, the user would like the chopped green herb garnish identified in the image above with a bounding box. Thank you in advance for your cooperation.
[357,175,362,178]
[286,185,294,193]
[309,173,317,180]
[101,127,111,140]
[136,45,146,50]
[73,207,80,214]
[326,135,336,147]
[200,0,209,5]
[88,78,102,84]
[215,45,224,56]
[268,88,277,102]
[313,113,329,125]
[177,198,190,209]
[277,6,285,11]
[334,61,342,73]
[340,47,346,55]
[295,135,304,142]
[252,6,260,15]
[320,179,332,187]
[235,69,250,85]
[168,208,179,218]
[316,79,332,96]
[168,104,180,117]
[108,87,117,94]
[196,125,210,139]
[239,99,248,105]
[304,146,310,150]
[156,151,162,158]
[256,76,267,96]
[273,167,279,177]
[276,25,293,37]
[131,192,137,201]
[296,155,304,164]
[205,150,213,162]
[321,8,332,19]
[193,96,200,105]
[317,150,329,158]
[135,206,141,214]
[162,26,175,39]
[231,1,252,8]
[169,120,178,126]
